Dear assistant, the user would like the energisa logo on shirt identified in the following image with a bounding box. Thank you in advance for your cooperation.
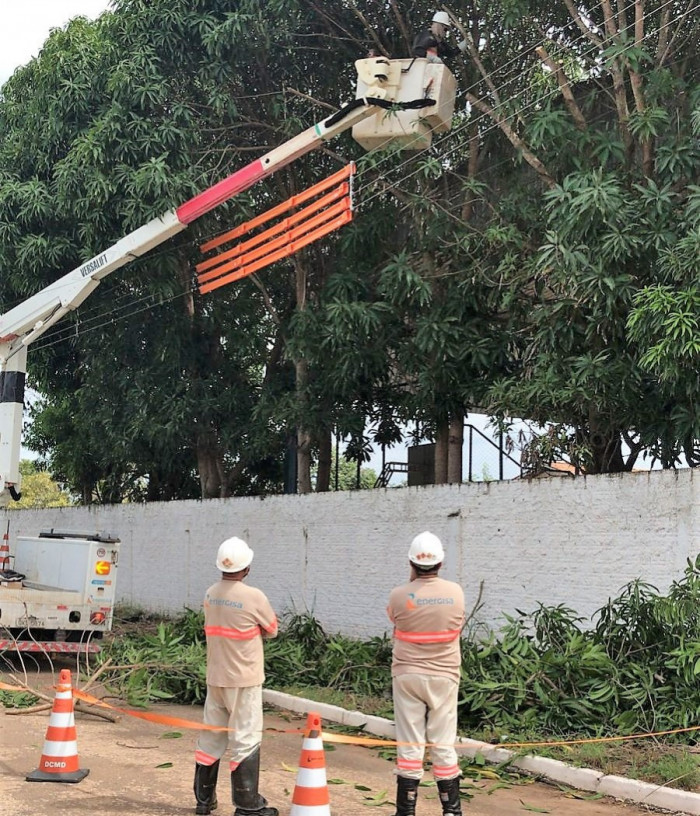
[207,596,243,609]
[406,592,454,609]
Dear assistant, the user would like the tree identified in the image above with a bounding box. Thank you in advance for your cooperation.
[7,460,72,510]
[2,0,696,502]
[449,0,700,472]
[0,3,302,501]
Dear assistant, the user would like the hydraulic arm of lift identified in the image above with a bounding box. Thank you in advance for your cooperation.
[0,56,454,507]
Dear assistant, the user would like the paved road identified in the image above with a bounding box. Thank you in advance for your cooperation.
[1,692,670,816]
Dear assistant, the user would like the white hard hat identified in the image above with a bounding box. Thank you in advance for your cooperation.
[216,537,254,572]
[408,531,445,566]
[432,11,451,26]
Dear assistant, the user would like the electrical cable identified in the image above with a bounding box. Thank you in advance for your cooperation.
[348,0,692,183]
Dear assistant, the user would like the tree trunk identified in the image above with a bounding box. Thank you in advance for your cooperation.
[293,255,313,495]
[296,427,312,493]
[434,418,449,484]
[197,428,227,498]
[316,428,332,492]
[447,414,463,484]
[587,407,627,473]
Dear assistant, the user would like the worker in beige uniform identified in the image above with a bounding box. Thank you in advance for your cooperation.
[193,537,279,816]
[387,531,465,816]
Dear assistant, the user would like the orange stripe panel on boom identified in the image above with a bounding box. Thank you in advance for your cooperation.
[197,164,355,295]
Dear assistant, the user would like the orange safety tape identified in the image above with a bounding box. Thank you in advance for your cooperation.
[71,689,230,731]
[199,163,355,254]
[4,680,700,750]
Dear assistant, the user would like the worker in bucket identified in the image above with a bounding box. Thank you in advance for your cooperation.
[387,532,466,816]
[193,537,279,816]
[412,11,467,63]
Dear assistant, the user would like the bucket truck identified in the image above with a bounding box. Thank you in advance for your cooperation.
[0,57,457,652]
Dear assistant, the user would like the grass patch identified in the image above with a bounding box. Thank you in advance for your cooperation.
[271,684,392,719]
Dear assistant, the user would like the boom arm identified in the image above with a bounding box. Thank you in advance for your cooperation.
[0,56,449,506]
[0,87,392,506]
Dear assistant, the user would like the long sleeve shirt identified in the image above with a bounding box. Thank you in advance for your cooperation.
[203,579,278,687]
[387,575,465,681]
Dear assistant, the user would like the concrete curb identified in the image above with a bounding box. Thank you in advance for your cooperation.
[263,689,700,815]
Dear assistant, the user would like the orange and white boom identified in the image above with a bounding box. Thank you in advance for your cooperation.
[0,57,456,506]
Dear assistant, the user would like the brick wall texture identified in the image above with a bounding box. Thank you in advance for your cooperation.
[5,469,697,637]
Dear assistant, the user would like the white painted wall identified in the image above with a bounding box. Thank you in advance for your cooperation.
[4,469,697,638]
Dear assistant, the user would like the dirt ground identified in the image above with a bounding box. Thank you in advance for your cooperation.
[0,663,675,816]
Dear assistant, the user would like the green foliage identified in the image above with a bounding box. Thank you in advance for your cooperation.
[0,689,39,709]
[317,452,377,491]
[6,459,73,509]
[97,610,208,705]
[265,613,393,697]
[0,0,697,495]
[459,560,700,738]
[636,752,700,791]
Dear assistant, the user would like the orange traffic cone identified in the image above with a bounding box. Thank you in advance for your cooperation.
[26,669,89,783]
[290,712,331,815]
[0,523,10,570]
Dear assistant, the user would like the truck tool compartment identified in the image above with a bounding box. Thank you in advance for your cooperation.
[0,529,120,653]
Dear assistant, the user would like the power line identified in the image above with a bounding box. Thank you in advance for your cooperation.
[352,0,691,182]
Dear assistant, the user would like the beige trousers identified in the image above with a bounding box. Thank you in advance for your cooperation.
[195,685,263,771]
[393,673,460,780]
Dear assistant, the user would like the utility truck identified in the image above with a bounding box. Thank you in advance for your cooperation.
[0,528,120,653]
[0,57,457,653]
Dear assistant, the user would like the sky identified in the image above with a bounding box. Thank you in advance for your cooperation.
[0,0,113,87]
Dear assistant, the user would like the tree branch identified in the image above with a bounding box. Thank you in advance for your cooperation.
[466,93,557,189]
[249,274,281,326]
[656,6,672,65]
[389,0,412,55]
[535,46,588,131]
[285,87,336,112]
[562,0,604,45]
[600,0,620,40]
[446,6,501,106]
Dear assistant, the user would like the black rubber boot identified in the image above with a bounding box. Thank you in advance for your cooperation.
[231,748,279,816]
[437,776,463,815]
[393,776,419,816]
[194,760,219,815]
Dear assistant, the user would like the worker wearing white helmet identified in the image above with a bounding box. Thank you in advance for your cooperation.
[193,537,279,816]
[387,532,465,816]
[411,11,467,63]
